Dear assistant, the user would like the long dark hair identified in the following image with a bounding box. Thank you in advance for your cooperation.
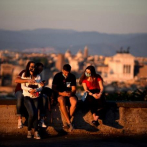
[79,65,103,85]
[24,61,35,77]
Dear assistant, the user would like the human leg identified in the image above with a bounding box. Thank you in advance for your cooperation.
[58,96,70,124]
[24,97,34,131]
[30,98,40,139]
[15,91,24,128]
[69,96,77,118]
[24,97,40,139]
[38,94,47,128]
[32,98,39,132]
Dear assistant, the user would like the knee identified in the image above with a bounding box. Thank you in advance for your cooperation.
[58,96,65,105]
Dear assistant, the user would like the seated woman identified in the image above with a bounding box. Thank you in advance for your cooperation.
[21,61,42,139]
[79,65,105,126]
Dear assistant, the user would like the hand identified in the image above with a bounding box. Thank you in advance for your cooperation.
[27,79,35,84]
[93,93,101,99]
[29,89,36,94]
[61,91,71,97]
[39,81,45,87]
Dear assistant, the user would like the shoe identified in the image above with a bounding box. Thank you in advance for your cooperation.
[38,119,47,128]
[34,131,41,139]
[27,131,32,138]
[92,120,99,126]
[62,122,69,129]
[69,123,74,132]
[18,119,23,129]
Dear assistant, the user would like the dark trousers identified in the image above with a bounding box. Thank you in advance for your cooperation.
[39,94,48,117]
[24,96,39,131]
[15,91,24,116]
[85,89,105,116]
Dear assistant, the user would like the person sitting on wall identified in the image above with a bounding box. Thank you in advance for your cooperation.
[15,69,35,129]
[14,62,48,129]
[52,64,77,131]
[79,65,105,126]
[35,62,52,127]
[21,61,42,139]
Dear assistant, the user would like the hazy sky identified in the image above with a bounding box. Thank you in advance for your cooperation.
[0,0,147,34]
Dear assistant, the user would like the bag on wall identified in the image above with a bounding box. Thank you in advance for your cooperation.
[81,92,87,101]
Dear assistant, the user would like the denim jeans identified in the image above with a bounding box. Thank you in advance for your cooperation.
[15,91,24,116]
[39,94,48,118]
[24,96,39,131]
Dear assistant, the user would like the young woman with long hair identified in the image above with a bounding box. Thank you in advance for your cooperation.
[79,65,105,126]
[21,61,42,139]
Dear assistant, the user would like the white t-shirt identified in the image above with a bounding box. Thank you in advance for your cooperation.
[21,73,42,98]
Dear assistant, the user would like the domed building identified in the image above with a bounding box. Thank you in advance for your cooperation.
[76,50,83,59]
[65,50,72,60]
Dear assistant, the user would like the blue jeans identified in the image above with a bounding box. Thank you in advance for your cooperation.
[39,94,48,118]
[24,96,39,131]
[15,91,24,116]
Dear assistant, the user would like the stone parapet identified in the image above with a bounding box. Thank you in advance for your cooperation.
[0,99,147,136]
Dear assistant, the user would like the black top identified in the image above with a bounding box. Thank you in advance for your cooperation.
[52,72,76,92]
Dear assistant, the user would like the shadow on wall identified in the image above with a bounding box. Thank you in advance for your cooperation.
[75,101,123,130]
[45,100,123,134]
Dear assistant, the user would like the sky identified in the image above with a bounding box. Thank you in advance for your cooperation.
[0,0,147,34]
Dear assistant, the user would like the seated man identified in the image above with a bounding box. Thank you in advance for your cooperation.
[52,64,77,131]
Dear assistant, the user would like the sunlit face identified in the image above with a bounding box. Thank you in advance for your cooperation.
[62,69,70,78]
[29,63,35,74]
[85,69,91,77]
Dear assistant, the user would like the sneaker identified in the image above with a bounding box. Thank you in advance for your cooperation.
[34,131,41,139]
[38,119,47,128]
[18,119,23,129]
[27,131,32,138]
[92,120,99,126]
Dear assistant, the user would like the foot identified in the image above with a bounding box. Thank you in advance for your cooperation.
[18,119,23,129]
[34,131,41,139]
[27,131,32,138]
[92,120,99,126]
[62,122,69,129]
[38,119,47,128]
[69,123,74,132]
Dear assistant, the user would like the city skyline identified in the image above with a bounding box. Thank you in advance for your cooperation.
[0,0,147,34]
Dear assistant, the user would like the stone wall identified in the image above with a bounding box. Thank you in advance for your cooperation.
[0,99,147,136]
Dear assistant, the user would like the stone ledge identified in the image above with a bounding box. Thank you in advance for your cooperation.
[1,98,147,108]
[107,101,147,108]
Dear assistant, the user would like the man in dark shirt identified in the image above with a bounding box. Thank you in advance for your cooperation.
[52,64,77,131]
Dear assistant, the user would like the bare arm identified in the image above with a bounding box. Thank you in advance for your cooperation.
[70,85,76,96]
[99,80,104,94]
[82,83,93,96]
[93,80,104,99]
[15,76,35,84]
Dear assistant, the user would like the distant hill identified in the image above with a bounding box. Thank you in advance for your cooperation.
[0,29,147,57]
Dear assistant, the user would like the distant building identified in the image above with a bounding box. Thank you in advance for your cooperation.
[84,46,88,58]
[65,50,72,59]
[55,54,65,71]
[105,51,135,82]
[0,63,14,86]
